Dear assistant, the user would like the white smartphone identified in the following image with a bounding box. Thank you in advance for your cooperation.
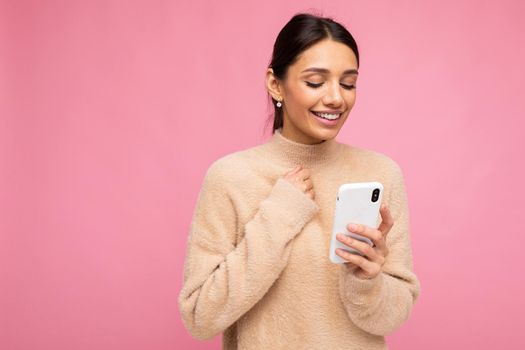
[329,182,384,264]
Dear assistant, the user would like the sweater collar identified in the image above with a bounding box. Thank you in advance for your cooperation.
[263,127,342,168]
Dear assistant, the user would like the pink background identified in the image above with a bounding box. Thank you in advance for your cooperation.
[2,0,524,349]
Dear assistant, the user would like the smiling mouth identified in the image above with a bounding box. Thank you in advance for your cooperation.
[311,111,342,120]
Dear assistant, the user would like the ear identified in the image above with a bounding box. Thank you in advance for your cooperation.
[265,68,285,102]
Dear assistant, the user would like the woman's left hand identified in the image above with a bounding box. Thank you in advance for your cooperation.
[335,202,394,280]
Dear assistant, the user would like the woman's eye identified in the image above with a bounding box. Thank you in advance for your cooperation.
[306,81,323,88]
[305,81,356,90]
[341,83,355,90]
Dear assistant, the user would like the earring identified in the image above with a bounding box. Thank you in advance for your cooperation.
[276,99,282,108]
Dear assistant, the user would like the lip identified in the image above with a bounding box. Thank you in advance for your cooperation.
[311,110,344,114]
[310,111,341,126]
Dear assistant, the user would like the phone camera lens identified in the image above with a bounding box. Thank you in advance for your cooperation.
[371,188,380,202]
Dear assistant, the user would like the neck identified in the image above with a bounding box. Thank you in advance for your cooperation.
[263,128,342,168]
[281,126,327,145]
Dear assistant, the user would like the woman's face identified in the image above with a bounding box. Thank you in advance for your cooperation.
[266,38,359,144]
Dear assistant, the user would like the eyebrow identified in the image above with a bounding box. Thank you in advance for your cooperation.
[301,67,359,75]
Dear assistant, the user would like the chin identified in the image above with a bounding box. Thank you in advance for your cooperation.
[310,127,340,142]
[318,124,343,134]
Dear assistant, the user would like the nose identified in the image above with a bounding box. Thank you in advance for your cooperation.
[322,81,344,107]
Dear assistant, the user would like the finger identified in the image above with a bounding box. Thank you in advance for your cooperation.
[336,233,382,263]
[294,174,305,183]
[377,202,394,238]
[347,223,388,257]
[347,223,382,247]
[335,248,379,276]
[299,182,307,192]
[296,168,310,178]
[304,179,313,191]
[289,165,302,175]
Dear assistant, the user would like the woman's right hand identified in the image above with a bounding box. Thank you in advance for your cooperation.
[283,165,316,200]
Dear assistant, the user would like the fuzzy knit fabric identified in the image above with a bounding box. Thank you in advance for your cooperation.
[178,127,421,349]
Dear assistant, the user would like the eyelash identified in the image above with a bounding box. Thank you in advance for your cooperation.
[306,81,355,90]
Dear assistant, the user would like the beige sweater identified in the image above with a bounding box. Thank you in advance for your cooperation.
[178,128,421,349]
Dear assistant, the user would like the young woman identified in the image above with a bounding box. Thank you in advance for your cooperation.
[178,13,421,349]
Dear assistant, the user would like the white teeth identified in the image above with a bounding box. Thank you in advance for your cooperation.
[313,111,341,120]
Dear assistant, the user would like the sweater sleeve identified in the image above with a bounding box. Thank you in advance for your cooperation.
[338,162,421,336]
[178,162,320,340]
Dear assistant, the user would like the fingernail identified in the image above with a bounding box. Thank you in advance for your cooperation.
[348,224,357,231]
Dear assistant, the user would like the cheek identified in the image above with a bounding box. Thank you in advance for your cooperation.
[287,86,320,108]
[345,91,357,104]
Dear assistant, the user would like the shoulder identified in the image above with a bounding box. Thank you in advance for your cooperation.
[202,146,262,188]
